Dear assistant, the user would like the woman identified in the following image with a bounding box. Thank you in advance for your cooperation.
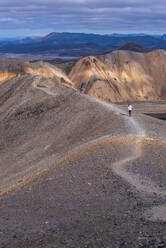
[128,104,132,117]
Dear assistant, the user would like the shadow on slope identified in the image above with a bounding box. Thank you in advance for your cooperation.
[0,74,127,195]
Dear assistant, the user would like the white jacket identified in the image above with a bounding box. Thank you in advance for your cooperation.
[128,105,132,111]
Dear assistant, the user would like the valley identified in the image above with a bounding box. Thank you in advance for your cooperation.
[0,53,78,63]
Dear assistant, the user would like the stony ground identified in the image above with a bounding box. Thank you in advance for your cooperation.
[0,78,166,248]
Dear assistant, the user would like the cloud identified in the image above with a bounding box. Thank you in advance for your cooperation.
[0,0,166,35]
[0,18,15,22]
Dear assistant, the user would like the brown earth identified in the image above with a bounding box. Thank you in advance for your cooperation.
[68,50,166,102]
[0,72,166,247]
[1,50,166,104]
[0,57,74,88]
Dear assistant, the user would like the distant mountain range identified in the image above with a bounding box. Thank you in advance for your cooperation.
[110,33,166,39]
[1,32,166,57]
[0,36,40,46]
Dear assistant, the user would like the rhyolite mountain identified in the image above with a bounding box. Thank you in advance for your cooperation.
[1,48,166,103]
[0,58,74,88]
[1,32,166,57]
[65,49,166,102]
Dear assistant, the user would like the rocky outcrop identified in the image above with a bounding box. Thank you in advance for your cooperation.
[0,58,74,89]
[68,50,166,102]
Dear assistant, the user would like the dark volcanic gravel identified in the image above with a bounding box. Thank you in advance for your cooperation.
[0,79,166,248]
[0,142,166,248]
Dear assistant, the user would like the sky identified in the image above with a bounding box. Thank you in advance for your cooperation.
[0,0,166,38]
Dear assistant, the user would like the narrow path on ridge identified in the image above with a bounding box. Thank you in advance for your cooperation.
[28,84,166,198]
[1,84,166,202]
[84,95,166,197]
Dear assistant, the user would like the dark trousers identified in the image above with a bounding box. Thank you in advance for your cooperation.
[129,110,131,117]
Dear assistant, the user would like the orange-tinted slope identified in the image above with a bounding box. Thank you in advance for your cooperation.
[68,50,166,102]
[0,58,74,89]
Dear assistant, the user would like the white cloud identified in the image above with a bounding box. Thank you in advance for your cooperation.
[0,0,165,34]
[0,17,14,22]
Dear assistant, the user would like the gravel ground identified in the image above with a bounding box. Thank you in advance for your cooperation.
[0,81,166,248]
[0,141,166,248]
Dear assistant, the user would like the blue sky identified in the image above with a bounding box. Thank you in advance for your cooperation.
[0,0,166,38]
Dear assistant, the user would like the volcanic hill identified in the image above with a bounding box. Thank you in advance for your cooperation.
[0,57,74,88]
[117,42,150,53]
[1,49,166,104]
[0,56,166,247]
[66,49,166,102]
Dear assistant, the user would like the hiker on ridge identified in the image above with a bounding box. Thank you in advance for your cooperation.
[128,104,132,117]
